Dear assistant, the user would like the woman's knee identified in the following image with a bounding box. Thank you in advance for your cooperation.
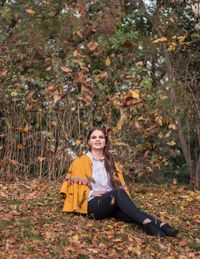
[112,188,127,197]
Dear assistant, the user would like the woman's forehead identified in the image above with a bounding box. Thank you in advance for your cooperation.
[90,130,105,137]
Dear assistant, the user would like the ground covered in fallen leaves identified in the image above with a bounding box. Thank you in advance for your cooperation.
[0,180,200,259]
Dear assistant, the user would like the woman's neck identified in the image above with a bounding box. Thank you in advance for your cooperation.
[90,149,104,159]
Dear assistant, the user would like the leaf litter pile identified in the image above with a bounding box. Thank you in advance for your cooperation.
[0,180,200,258]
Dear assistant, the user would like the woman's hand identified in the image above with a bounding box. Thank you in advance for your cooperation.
[92,190,107,197]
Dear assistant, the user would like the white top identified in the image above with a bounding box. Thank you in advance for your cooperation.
[87,151,112,201]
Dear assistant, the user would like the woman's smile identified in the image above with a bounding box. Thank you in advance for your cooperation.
[88,130,106,151]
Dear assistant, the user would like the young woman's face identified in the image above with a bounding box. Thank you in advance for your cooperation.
[88,130,106,151]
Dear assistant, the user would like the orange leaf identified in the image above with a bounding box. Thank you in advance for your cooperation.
[80,95,92,105]
[146,124,159,132]
[95,71,108,81]
[17,143,24,150]
[75,31,83,39]
[0,68,8,76]
[45,66,52,71]
[9,159,18,166]
[26,90,36,99]
[50,121,57,128]
[76,71,84,83]
[53,93,61,103]
[135,121,143,130]
[25,8,35,15]
[60,66,72,73]
[22,123,29,133]
[87,41,99,51]
[37,156,45,162]
[77,6,86,15]
[45,83,55,92]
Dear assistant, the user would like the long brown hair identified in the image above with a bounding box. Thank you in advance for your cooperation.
[87,127,121,188]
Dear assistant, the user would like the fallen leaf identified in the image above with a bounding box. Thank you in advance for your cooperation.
[60,66,72,73]
[95,71,108,81]
[87,41,98,51]
[45,83,55,92]
[105,56,111,66]
[129,90,140,99]
[75,31,83,39]
[53,93,61,103]
[25,8,35,15]
[0,68,8,76]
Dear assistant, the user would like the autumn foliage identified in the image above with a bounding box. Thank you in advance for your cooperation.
[0,0,200,189]
[0,180,200,258]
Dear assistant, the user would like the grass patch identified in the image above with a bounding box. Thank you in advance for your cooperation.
[0,219,13,229]
[23,229,43,240]
[19,220,34,228]
[37,218,52,224]
[101,236,109,244]
[188,242,200,252]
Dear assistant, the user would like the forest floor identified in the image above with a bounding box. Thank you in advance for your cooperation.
[0,180,200,259]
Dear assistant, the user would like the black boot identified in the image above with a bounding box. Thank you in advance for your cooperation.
[160,224,178,237]
[143,222,166,237]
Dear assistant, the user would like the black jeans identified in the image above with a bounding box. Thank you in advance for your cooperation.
[88,188,162,227]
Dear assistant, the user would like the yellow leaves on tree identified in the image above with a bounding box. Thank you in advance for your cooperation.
[22,123,29,133]
[17,143,24,150]
[153,35,187,52]
[37,156,45,162]
[168,42,177,52]
[153,37,168,43]
[76,139,82,145]
[167,140,176,146]
[50,121,57,128]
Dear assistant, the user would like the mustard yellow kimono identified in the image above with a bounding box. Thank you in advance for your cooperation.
[60,154,129,214]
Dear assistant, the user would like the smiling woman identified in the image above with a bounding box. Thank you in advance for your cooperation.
[60,127,178,237]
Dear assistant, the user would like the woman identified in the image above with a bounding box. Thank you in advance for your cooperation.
[60,127,178,237]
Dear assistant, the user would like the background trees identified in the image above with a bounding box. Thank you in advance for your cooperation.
[0,0,199,189]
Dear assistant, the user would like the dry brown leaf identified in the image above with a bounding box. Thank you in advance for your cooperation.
[17,143,24,150]
[0,68,8,76]
[37,156,45,162]
[45,83,55,92]
[80,95,92,105]
[26,90,36,100]
[95,71,108,81]
[75,31,83,39]
[22,123,29,133]
[25,8,35,15]
[50,121,57,128]
[53,93,61,103]
[60,66,72,73]
[87,41,99,51]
